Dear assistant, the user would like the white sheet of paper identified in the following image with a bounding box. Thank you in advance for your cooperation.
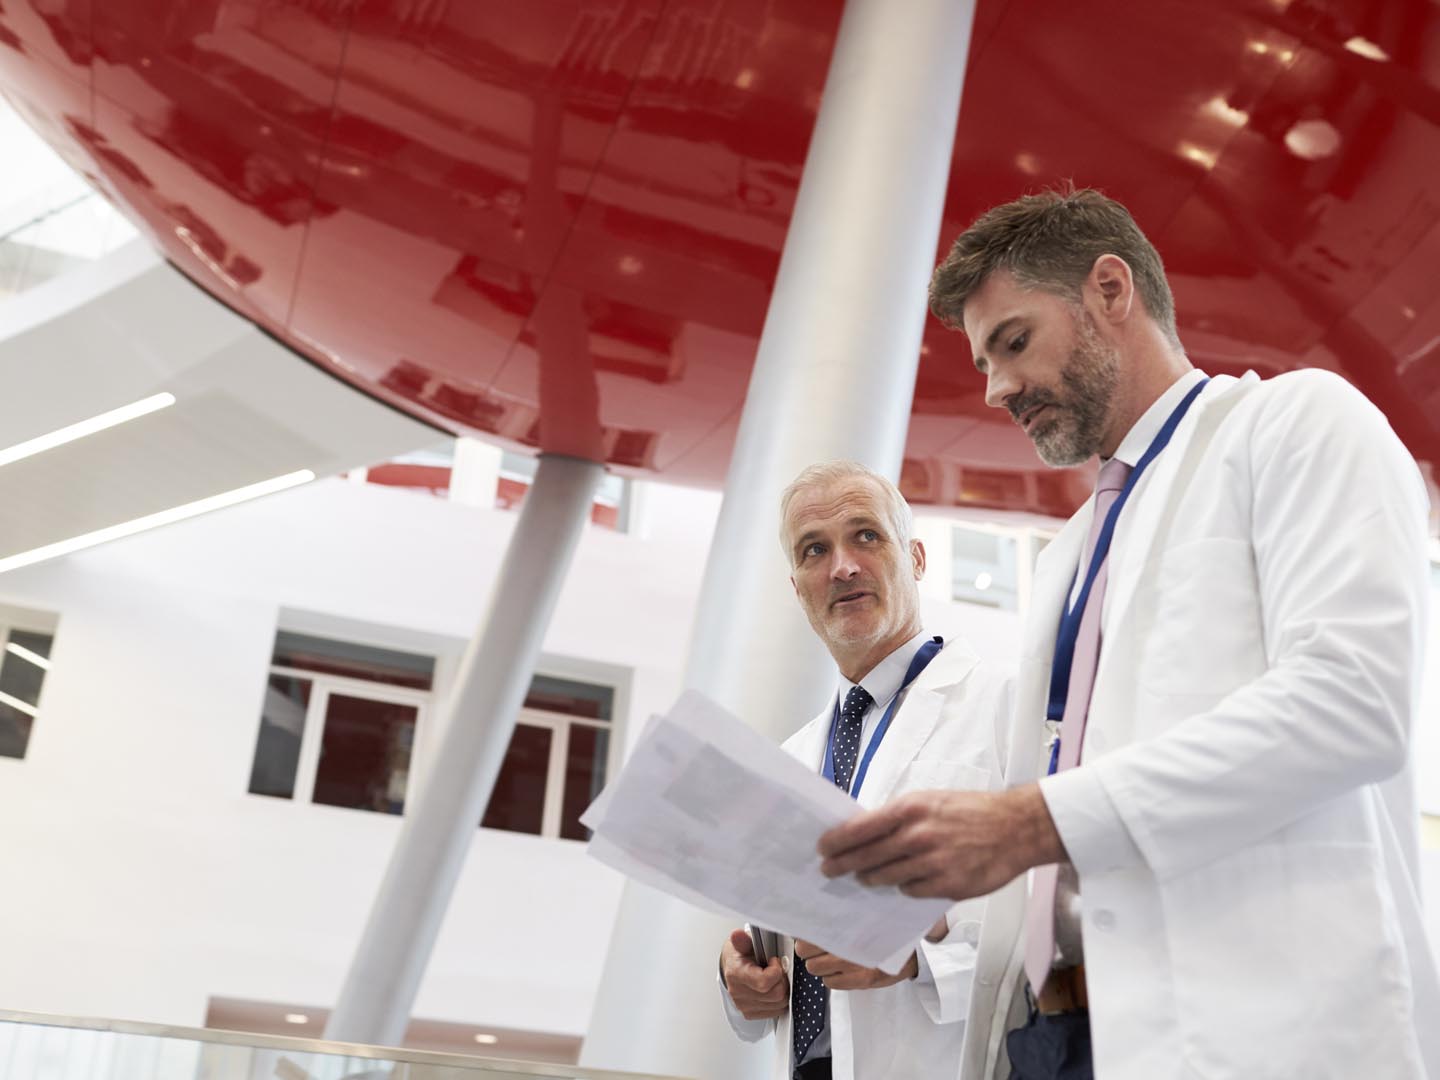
[583,690,951,972]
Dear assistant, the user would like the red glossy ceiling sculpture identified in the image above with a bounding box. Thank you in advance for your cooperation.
[2,0,1436,518]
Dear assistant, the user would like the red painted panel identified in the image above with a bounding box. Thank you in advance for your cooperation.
[88,0,347,328]
[4,0,1440,516]
[0,0,91,83]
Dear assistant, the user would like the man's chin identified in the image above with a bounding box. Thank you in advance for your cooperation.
[1033,427,1094,468]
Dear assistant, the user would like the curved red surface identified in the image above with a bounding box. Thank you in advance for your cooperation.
[2,0,1437,518]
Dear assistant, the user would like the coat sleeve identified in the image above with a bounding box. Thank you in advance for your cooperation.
[1043,371,1430,880]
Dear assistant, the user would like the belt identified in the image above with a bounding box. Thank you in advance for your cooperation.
[1034,963,1088,1015]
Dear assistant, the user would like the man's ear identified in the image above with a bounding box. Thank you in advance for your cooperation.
[911,539,927,581]
[1088,253,1135,326]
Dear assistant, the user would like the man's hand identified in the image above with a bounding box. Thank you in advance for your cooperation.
[816,784,1065,901]
[793,939,917,990]
[721,929,789,1020]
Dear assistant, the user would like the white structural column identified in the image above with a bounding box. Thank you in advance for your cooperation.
[325,453,602,1047]
[580,1,976,1076]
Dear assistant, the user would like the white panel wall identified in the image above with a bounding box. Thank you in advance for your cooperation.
[0,479,711,1037]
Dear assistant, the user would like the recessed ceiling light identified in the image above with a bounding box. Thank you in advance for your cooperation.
[473,1033,499,1045]
[974,571,993,591]
[0,469,315,576]
[0,393,175,470]
[1177,142,1218,170]
[1343,36,1388,62]
[284,1013,309,1025]
[1204,96,1249,127]
[1284,119,1342,161]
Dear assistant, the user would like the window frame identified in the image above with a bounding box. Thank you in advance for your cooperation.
[266,663,433,810]
[0,604,59,761]
[257,643,626,840]
[505,705,613,841]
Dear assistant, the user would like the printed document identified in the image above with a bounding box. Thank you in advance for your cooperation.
[582,690,951,972]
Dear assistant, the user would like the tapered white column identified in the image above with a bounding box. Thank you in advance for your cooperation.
[580,1,976,1076]
[325,452,602,1047]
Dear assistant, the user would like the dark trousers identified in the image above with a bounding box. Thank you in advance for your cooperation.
[794,1056,832,1080]
[1007,1007,1093,1080]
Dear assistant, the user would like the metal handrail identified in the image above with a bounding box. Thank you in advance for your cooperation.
[0,1008,687,1079]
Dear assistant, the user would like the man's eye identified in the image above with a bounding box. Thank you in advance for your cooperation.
[1008,332,1028,353]
[859,530,878,542]
[804,543,824,558]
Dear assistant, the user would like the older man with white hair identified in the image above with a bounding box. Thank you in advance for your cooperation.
[717,460,1013,1080]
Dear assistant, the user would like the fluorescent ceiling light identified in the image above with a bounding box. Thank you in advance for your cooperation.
[283,1013,309,1025]
[0,690,37,717]
[5,642,49,670]
[473,1033,499,1045]
[0,470,315,575]
[0,393,175,469]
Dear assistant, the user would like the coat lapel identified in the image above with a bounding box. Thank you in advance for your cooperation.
[854,640,978,808]
[1101,373,1254,638]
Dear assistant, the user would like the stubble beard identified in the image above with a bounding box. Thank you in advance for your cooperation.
[1031,314,1120,468]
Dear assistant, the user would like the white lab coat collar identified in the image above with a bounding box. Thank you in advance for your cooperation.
[835,629,931,713]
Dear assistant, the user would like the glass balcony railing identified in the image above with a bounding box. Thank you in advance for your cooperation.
[0,1010,686,1080]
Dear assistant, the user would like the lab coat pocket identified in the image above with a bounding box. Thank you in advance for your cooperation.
[1159,841,1412,1077]
[892,760,992,796]
[1140,537,1264,696]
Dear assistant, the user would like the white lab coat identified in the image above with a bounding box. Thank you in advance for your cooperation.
[724,638,1013,1080]
[967,369,1440,1080]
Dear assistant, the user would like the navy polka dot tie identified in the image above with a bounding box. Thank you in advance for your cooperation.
[792,684,873,1066]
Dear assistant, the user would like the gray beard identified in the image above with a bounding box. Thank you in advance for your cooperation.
[1032,318,1119,467]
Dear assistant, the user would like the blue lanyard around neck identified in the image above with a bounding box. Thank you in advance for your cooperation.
[1045,378,1210,740]
[823,636,943,798]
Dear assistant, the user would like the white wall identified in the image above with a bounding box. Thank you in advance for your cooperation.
[0,478,714,1038]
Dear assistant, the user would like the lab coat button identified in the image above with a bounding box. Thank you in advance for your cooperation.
[1093,909,1116,931]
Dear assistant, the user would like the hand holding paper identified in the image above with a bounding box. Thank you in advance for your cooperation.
[581,690,951,972]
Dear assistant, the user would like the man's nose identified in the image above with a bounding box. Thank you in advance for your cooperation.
[829,546,861,580]
[984,367,1019,411]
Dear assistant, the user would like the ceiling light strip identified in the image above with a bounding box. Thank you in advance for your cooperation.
[4,642,50,670]
[0,469,316,576]
[0,392,176,469]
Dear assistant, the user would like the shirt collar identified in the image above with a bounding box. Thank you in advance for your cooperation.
[837,629,932,711]
[1107,368,1208,469]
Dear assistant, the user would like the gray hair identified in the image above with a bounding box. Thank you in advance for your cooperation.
[778,460,914,565]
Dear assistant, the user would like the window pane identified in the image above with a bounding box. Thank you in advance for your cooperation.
[0,702,32,760]
[312,695,416,815]
[0,630,54,760]
[559,725,610,841]
[525,675,613,722]
[248,674,312,798]
[271,631,434,690]
[951,526,1019,611]
[481,724,552,835]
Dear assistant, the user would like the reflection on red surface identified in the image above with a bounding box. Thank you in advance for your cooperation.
[2,0,1437,517]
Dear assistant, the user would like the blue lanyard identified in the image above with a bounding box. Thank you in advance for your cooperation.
[823,636,943,798]
[1045,379,1209,772]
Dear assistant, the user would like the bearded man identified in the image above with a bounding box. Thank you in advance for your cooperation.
[817,188,1438,1080]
